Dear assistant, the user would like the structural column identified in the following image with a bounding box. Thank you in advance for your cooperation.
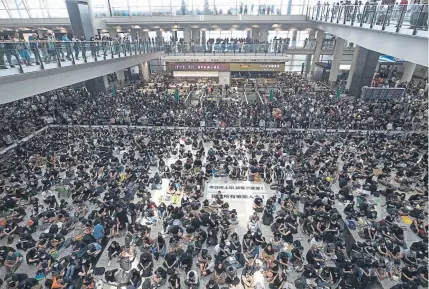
[65,0,95,40]
[191,28,200,44]
[201,31,207,45]
[156,30,163,42]
[183,27,192,43]
[259,27,268,42]
[304,30,316,75]
[116,69,126,82]
[130,29,138,41]
[252,28,260,41]
[141,30,149,40]
[291,30,297,47]
[140,62,150,81]
[328,37,345,85]
[401,62,417,82]
[108,28,117,38]
[311,30,325,72]
[346,45,380,96]
[85,75,109,94]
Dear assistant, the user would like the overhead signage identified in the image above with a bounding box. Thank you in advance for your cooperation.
[206,182,267,200]
[230,63,285,72]
[164,57,287,63]
[361,87,405,100]
[167,63,230,71]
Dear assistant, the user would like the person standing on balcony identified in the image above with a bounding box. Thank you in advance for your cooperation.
[72,35,80,60]
[244,4,248,14]
[61,34,72,61]
[28,33,41,65]
[15,33,32,66]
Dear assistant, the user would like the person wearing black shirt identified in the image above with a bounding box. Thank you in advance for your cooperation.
[401,264,417,283]
[163,248,178,274]
[168,272,180,289]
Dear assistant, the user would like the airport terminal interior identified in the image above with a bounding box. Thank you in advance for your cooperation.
[0,1,428,289]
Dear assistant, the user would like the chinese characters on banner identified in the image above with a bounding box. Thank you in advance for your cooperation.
[206,182,267,200]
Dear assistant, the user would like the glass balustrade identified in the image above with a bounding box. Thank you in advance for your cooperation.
[308,4,428,34]
[0,41,164,77]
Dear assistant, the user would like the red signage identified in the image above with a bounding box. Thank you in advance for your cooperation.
[167,63,230,71]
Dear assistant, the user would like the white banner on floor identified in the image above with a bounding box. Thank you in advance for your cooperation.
[206,182,268,201]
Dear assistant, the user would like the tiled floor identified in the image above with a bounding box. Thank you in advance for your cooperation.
[0,129,425,289]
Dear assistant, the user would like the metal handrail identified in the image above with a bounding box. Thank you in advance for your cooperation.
[308,4,428,34]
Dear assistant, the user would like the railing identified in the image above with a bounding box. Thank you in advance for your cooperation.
[308,4,428,35]
[103,4,308,17]
[163,41,354,55]
[0,40,164,76]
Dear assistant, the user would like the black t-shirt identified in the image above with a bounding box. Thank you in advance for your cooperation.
[401,267,417,282]
[165,252,177,266]
[22,278,38,289]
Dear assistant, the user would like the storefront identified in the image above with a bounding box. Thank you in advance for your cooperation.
[167,63,230,84]
[167,62,286,85]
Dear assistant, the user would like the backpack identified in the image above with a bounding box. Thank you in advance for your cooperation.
[93,267,106,275]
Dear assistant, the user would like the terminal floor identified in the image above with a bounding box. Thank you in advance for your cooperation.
[0,135,425,289]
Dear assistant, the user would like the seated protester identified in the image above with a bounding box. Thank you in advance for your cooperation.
[119,245,135,271]
[306,244,325,270]
[302,264,318,287]
[153,234,167,260]
[402,249,419,266]
[50,233,65,250]
[138,251,153,277]
[152,267,167,287]
[391,223,405,245]
[163,248,178,275]
[364,225,378,242]
[411,219,427,241]
[107,241,121,266]
[16,233,36,251]
[267,263,284,289]
[417,265,428,287]
[51,260,65,277]
[253,197,263,212]
[401,264,418,283]
[127,269,142,289]
[82,276,95,289]
[6,273,28,289]
[200,254,215,276]
[86,242,102,264]
[241,269,254,289]
[179,246,193,273]
[168,272,180,289]
[229,233,241,253]
[184,270,199,288]
[376,239,390,257]
[253,230,266,248]
[409,239,428,262]
[78,258,93,279]
[51,275,67,289]
[4,250,22,273]
[93,221,105,242]
[211,262,226,285]
[261,243,276,267]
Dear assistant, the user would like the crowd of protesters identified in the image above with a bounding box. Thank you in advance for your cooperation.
[1,72,427,149]
[0,69,428,289]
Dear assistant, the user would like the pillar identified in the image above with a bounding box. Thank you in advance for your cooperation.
[141,30,149,40]
[346,46,380,96]
[201,30,206,45]
[401,62,417,82]
[291,30,297,47]
[183,27,191,43]
[311,30,325,72]
[85,75,108,94]
[192,28,200,44]
[328,37,345,85]
[252,28,260,41]
[246,30,251,39]
[259,27,268,42]
[130,29,138,41]
[141,62,150,81]
[305,55,312,75]
[108,28,117,38]
[116,69,126,82]
[156,30,163,42]
[65,0,95,40]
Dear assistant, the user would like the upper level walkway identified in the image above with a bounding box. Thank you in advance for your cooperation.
[0,41,163,104]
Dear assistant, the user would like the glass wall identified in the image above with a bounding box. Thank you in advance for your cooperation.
[268,30,310,46]
[0,0,68,18]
